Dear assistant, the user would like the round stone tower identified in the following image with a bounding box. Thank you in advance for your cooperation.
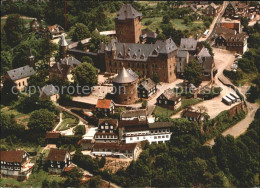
[112,67,138,105]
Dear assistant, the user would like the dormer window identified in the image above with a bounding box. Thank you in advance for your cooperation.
[118,52,123,58]
[140,54,145,59]
[138,48,141,52]
[127,52,130,58]
[152,49,158,55]
[128,48,131,51]
[133,53,137,59]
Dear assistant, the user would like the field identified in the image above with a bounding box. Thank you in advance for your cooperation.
[0,170,65,187]
[1,106,30,128]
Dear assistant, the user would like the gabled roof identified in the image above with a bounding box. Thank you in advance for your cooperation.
[121,109,147,119]
[139,78,156,91]
[119,119,148,128]
[113,67,138,84]
[0,150,26,163]
[179,38,198,51]
[46,148,68,162]
[7,65,36,81]
[96,99,113,109]
[98,119,118,126]
[60,34,68,47]
[45,131,61,139]
[60,56,81,68]
[209,2,218,9]
[127,68,139,79]
[41,84,59,97]
[161,88,181,101]
[115,4,142,20]
[197,47,211,58]
[148,122,173,129]
[141,29,158,39]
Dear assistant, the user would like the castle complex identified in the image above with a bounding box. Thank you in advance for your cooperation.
[99,4,178,83]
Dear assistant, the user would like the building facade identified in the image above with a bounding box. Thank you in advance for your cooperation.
[95,99,115,116]
[115,4,142,43]
[138,78,157,98]
[46,149,71,174]
[0,150,34,181]
[157,88,182,110]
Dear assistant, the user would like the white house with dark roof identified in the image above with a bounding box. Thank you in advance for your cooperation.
[40,84,59,102]
[5,65,36,91]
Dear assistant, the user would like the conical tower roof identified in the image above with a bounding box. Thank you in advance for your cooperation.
[112,67,138,84]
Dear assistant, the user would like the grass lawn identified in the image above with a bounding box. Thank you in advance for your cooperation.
[56,112,79,131]
[142,17,162,31]
[154,98,203,118]
[0,170,65,188]
[1,106,30,128]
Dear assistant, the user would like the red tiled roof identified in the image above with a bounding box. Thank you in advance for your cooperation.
[46,148,68,162]
[0,150,25,163]
[96,99,112,109]
[45,131,61,139]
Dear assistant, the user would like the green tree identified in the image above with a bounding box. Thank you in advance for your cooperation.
[71,23,91,42]
[162,15,170,24]
[99,156,106,168]
[73,125,86,135]
[184,59,203,86]
[63,167,83,187]
[151,73,160,84]
[3,14,25,47]
[88,175,102,188]
[72,62,98,88]
[1,79,18,105]
[1,51,12,75]
[81,56,94,65]
[89,30,110,53]
[28,109,56,132]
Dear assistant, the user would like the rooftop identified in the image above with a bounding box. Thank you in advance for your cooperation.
[46,148,68,162]
[7,65,36,81]
[41,84,59,97]
[0,150,26,163]
[162,88,181,101]
[139,78,156,91]
[115,4,142,20]
[96,99,113,109]
[112,67,138,84]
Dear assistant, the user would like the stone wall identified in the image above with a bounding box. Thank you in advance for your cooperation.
[228,102,247,118]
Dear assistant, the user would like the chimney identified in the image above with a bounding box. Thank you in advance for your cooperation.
[123,43,126,59]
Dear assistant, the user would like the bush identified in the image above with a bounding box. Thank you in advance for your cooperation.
[144,20,152,26]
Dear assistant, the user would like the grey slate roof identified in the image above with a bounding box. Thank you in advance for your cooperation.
[60,56,81,68]
[179,38,198,51]
[102,38,177,62]
[41,84,59,96]
[177,50,189,58]
[162,88,181,101]
[113,67,138,84]
[197,47,211,57]
[7,65,36,81]
[139,78,156,91]
[121,109,147,119]
[115,4,142,20]
[127,68,139,79]
[141,29,158,39]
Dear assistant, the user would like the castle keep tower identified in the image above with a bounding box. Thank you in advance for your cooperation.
[115,4,142,43]
[112,67,138,105]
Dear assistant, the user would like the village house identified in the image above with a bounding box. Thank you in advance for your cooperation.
[94,119,118,143]
[4,65,36,91]
[49,56,81,82]
[48,24,64,39]
[205,2,219,16]
[40,84,59,102]
[92,142,141,159]
[157,88,182,110]
[45,131,61,145]
[95,99,115,116]
[220,20,242,33]
[46,148,71,174]
[179,38,200,57]
[140,29,158,44]
[215,31,248,54]
[182,109,205,122]
[0,150,34,181]
[118,120,172,144]
[224,2,248,18]
[138,78,157,99]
